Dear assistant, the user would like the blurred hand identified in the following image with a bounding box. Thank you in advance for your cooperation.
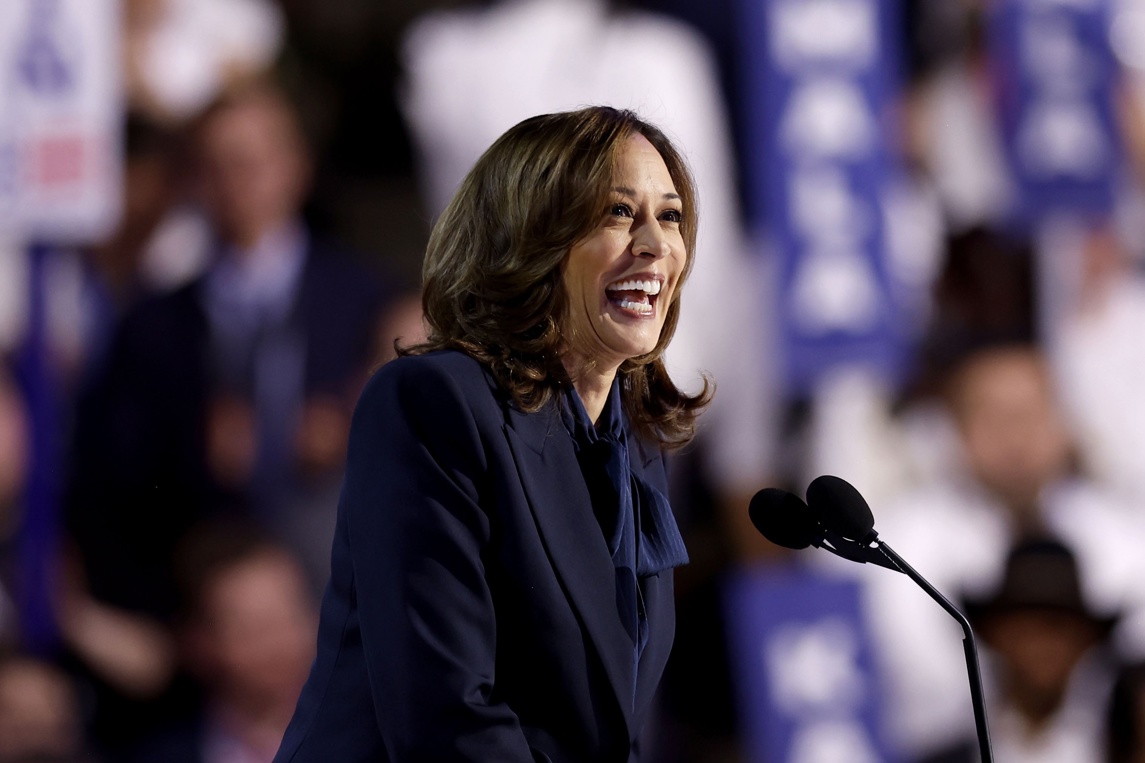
[293,396,350,477]
[0,371,28,543]
[207,394,257,488]
[56,554,175,699]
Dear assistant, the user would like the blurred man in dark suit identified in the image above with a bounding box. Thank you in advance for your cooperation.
[62,79,393,757]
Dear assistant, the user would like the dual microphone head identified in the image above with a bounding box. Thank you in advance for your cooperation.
[750,475,878,554]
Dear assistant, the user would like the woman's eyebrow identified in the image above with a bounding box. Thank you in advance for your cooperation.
[612,185,682,202]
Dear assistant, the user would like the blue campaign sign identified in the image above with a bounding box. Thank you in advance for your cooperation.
[739,0,908,395]
[723,566,897,763]
[0,0,121,241]
[991,0,1122,221]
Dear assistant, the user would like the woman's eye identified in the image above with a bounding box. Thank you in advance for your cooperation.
[661,209,682,223]
[610,203,633,218]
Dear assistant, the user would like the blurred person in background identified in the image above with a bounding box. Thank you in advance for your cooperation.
[897,0,1145,519]
[0,652,95,763]
[126,522,316,763]
[1050,188,1145,514]
[924,538,1121,763]
[69,114,189,388]
[800,226,1036,519]
[0,116,203,763]
[67,78,392,613]
[116,0,288,300]
[4,340,195,748]
[61,78,394,756]
[826,338,1145,762]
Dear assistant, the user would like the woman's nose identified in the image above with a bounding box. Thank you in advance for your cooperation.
[632,220,669,259]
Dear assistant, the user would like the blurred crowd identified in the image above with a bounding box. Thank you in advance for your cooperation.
[5,0,1145,762]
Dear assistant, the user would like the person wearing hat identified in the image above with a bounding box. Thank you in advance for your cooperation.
[923,537,1120,763]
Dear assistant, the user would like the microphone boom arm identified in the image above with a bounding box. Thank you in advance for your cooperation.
[874,539,995,763]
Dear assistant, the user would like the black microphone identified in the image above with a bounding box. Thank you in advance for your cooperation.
[806,474,875,543]
[748,488,819,549]
[799,475,995,763]
[748,487,898,571]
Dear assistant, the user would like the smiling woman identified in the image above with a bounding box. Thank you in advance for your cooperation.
[274,106,711,763]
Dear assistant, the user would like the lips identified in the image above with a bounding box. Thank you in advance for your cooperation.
[605,277,662,315]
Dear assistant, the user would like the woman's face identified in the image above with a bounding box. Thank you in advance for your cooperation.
[560,133,687,374]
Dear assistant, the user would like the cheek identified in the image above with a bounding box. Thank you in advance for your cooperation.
[665,254,688,304]
[563,241,601,292]
[562,264,594,308]
[670,239,688,277]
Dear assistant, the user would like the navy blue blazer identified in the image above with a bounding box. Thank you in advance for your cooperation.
[274,350,678,762]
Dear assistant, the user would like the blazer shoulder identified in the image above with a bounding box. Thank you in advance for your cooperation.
[371,350,493,391]
[360,351,506,427]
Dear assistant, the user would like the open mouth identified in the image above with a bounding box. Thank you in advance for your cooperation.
[605,278,662,316]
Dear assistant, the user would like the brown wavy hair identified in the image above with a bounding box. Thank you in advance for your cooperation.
[403,106,711,448]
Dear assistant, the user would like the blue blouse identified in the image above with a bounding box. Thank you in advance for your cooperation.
[559,379,689,706]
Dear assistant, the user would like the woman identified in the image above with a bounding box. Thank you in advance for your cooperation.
[274,106,710,762]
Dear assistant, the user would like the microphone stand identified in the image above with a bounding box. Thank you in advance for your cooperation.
[874,538,995,763]
[807,528,994,760]
[754,483,996,761]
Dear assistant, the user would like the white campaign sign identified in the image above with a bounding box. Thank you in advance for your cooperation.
[0,0,122,243]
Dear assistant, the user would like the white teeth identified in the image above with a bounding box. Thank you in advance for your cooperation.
[618,299,653,314]
[607,279,662,295]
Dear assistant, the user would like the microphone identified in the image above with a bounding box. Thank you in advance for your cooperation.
[748,488,819,549]
[748,487,898,571]
[805,474,875,543]
[787,475,995,763]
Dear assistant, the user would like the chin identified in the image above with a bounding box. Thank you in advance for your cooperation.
[605,338,659,363]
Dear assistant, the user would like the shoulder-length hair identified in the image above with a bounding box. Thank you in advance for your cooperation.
[404,106,711,448]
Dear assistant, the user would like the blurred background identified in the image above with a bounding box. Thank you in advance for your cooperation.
[5,0,1145,761]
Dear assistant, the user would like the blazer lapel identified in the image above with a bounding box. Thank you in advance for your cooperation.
[502,402,637,735]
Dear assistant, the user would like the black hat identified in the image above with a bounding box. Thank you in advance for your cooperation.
[964,536,1120,634]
